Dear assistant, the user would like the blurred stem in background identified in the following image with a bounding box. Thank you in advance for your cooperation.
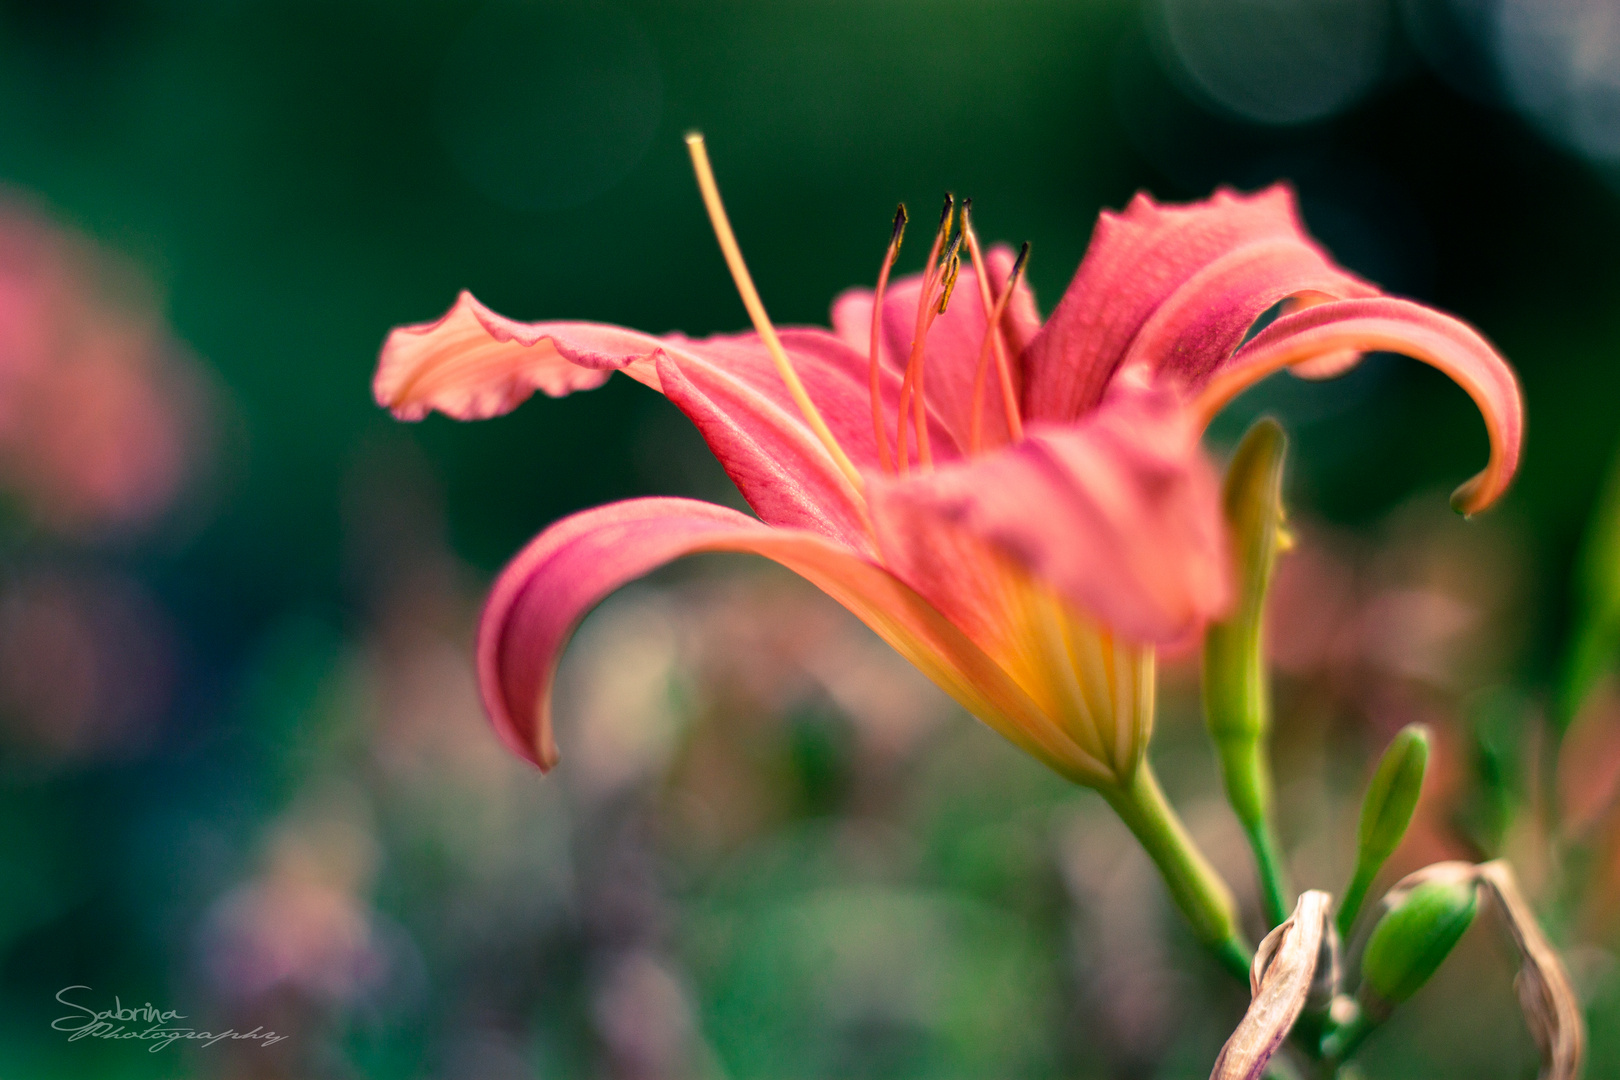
[1557,433,1620,731]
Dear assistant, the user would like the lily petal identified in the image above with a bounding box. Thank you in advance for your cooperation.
[1021,186,1375,424]
[1194,296,1524,515]
[869,372,1229,647]
[374,290,665,420]
[478,496,1080,777]
[377,292,955,547]
[832,244,1041,452]
[654,328,953,550]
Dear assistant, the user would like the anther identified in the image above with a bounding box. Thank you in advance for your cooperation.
[936,233,963,315]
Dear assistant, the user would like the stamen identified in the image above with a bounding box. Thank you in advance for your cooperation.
[966,237,1030,453]
[868,204,907,475]
[685,133,864,493]
[894,197,952,472]
[911,231,962,468]
[935,232,963,315]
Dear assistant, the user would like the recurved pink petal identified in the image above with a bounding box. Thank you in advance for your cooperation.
[478,496,1068,775]
[868,372,1230,647]
[1194,296,1523,515]
[832,244,1041,453]
[1021,186,1375,424]
[374,290,666,421]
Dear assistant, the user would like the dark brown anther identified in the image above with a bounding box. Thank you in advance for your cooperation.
[889,203,908,248]
[936,232,964,314]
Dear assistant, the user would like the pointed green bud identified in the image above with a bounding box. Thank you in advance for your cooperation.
[1359,876,1477,1010]
[1338,724,1431,936]
[1204,418,1288,824]
[1204,418,1292,926]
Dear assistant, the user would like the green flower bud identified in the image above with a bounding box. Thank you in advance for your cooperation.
[1359,877,1478,1010]
[1204,418,1289,806]
[1338,724,1431,936]
[1204,418,1292,925]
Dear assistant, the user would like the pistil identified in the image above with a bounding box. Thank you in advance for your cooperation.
[685,133,864,494]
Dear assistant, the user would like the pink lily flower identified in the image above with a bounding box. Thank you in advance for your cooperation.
[374,144,1520,806]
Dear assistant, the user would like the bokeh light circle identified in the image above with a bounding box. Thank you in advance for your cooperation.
[1154,0,1394,126]
[435,0,664,212]
[1497,0,1620,166]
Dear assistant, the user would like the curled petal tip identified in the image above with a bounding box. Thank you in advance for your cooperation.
[1204,297,1524,518]
[372,291,665,423]
[1450,472,1491,518]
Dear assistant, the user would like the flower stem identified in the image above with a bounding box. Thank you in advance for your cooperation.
[1335,863,1378,940]
[1102,764,1251,981]
[1246,818,1293,930]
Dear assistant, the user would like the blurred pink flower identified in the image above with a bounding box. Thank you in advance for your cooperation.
[0,198,206,534]
[0,565,176,757]
[200,807,386,1006]
[1558,686,1620,837]
[376,181,1520,788]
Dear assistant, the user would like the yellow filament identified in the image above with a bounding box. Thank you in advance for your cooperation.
[685,133,864,493]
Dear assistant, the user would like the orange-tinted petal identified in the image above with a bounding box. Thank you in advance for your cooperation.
[870,372,1229,647]
[864,376,1229,784]
[478,496,1087,778]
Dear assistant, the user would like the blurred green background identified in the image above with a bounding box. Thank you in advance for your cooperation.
[3,0,1620,1076]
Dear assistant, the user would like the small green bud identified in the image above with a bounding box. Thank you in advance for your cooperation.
[1357,724,1431,868]
[1360,877,1478,1009]
[1204,418,1289,826]
[1338,724,1431,936]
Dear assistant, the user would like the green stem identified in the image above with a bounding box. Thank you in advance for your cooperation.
[1319,1007,1375,1066]
[1102,763,1251,981]
[1245,817,1292,930]
[1336,863,1376,940]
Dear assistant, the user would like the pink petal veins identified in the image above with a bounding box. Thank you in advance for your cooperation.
[1020,185,1373,424]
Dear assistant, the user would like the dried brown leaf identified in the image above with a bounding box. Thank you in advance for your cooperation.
[1210,890,1333,1080]
[1477,860,1585,1080]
